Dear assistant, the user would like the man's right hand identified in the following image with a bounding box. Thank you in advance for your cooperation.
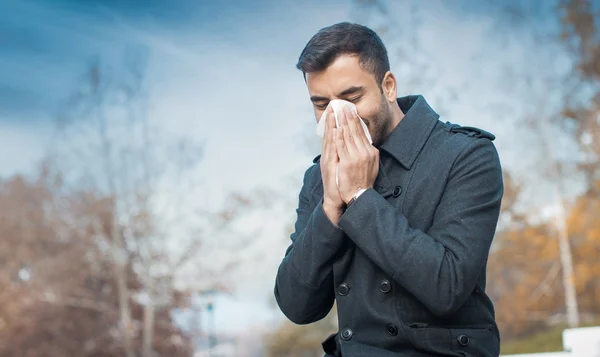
[320,107,345,225]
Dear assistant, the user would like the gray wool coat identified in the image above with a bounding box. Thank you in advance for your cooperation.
[274,95,504,357]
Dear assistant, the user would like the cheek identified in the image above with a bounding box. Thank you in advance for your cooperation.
[314,109,325,123]
[355,103,380,124]
[354,92,383,119]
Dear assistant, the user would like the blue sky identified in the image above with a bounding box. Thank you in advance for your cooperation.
[0,0,578,333]
[0,1,255,122]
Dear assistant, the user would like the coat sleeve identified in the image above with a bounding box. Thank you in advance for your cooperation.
[338,138,503,318]
[274,165,346,324]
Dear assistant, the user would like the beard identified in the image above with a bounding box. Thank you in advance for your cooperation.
[365,94,393,148]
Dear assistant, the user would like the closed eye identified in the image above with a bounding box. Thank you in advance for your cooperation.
[315,102,329,110]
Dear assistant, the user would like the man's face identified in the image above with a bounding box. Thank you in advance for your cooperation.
[306,54,392,147]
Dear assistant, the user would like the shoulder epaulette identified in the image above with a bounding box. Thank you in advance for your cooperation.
[445,121,495,141]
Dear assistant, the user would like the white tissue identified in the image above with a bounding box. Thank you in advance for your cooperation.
[316,100,373,144]
[315,100,373,188]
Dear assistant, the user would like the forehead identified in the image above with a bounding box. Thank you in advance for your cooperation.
[305,55,378,97]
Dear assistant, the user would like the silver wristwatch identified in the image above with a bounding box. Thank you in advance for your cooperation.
[347,187,367,207]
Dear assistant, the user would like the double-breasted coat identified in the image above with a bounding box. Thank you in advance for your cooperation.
[274,95,504,357]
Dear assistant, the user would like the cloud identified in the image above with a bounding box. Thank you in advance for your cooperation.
[0,122,52,177]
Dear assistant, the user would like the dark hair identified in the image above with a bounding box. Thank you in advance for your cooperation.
[296,22,390,85]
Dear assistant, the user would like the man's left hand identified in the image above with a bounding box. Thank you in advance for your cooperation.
[334,106,379,204]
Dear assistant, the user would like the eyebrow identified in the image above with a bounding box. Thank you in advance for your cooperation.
[310,86,366,103]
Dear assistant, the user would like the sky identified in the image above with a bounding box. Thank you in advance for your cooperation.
[0,0,580,334]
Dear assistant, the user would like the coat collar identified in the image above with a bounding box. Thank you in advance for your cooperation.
[379,95,439,169]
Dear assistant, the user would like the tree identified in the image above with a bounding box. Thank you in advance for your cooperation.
[0,166,195,357]
[560,0,600,194]
[488,180,600,341]
[47,49,243,357]
[486,0,600,331]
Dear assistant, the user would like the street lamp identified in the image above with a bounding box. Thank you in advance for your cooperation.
[198,289,219,357]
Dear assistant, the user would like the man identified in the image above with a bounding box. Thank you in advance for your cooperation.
[274,22,503,357]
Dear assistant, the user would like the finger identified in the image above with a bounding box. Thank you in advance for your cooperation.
[338,108,358,155]
[357,119,371,148]
[321,107,331,153]
[322,111,328,141]
[344,106,367,151]
[335,126,347,161]
[322,110,329,147]
[323,106,335,133]
[330,125,338,157]
[340,107,361,151]
[322,113,335,163]
[347,107,370,147]
[326,107,336,131]
[341,117,360,158]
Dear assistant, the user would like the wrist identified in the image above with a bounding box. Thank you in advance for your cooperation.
[323,198,344,211]
[322,200,344,226]
[346,187,368,206]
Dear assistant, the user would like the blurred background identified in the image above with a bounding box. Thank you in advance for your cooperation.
[1,0,599,356]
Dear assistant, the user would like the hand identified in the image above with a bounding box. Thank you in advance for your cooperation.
[335,106,379,204]
[320,107,345,215]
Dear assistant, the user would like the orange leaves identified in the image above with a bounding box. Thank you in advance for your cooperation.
[0,172,195,357]
[489,178,600,340]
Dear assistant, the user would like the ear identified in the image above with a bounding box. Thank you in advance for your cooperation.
[381,71,397,103]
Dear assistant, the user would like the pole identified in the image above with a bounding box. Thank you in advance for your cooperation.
[207,301,216,357]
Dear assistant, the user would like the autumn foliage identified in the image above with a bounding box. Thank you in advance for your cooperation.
[0,169,194,357]
[488,184,600,340]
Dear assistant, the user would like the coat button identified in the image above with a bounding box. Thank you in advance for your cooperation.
[341,328,353,341]
[392,186,402,197]
[386,324,398,336]
[338,283,349,296]
[457,334,470,346]
[379,280,391,293]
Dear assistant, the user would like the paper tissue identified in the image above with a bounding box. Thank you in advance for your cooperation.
[316,99,373,144]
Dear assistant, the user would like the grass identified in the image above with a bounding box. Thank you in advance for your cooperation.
[501,321,600,355]
[501,325,564,354]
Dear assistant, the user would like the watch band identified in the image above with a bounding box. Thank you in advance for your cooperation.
[347,187,367,207]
